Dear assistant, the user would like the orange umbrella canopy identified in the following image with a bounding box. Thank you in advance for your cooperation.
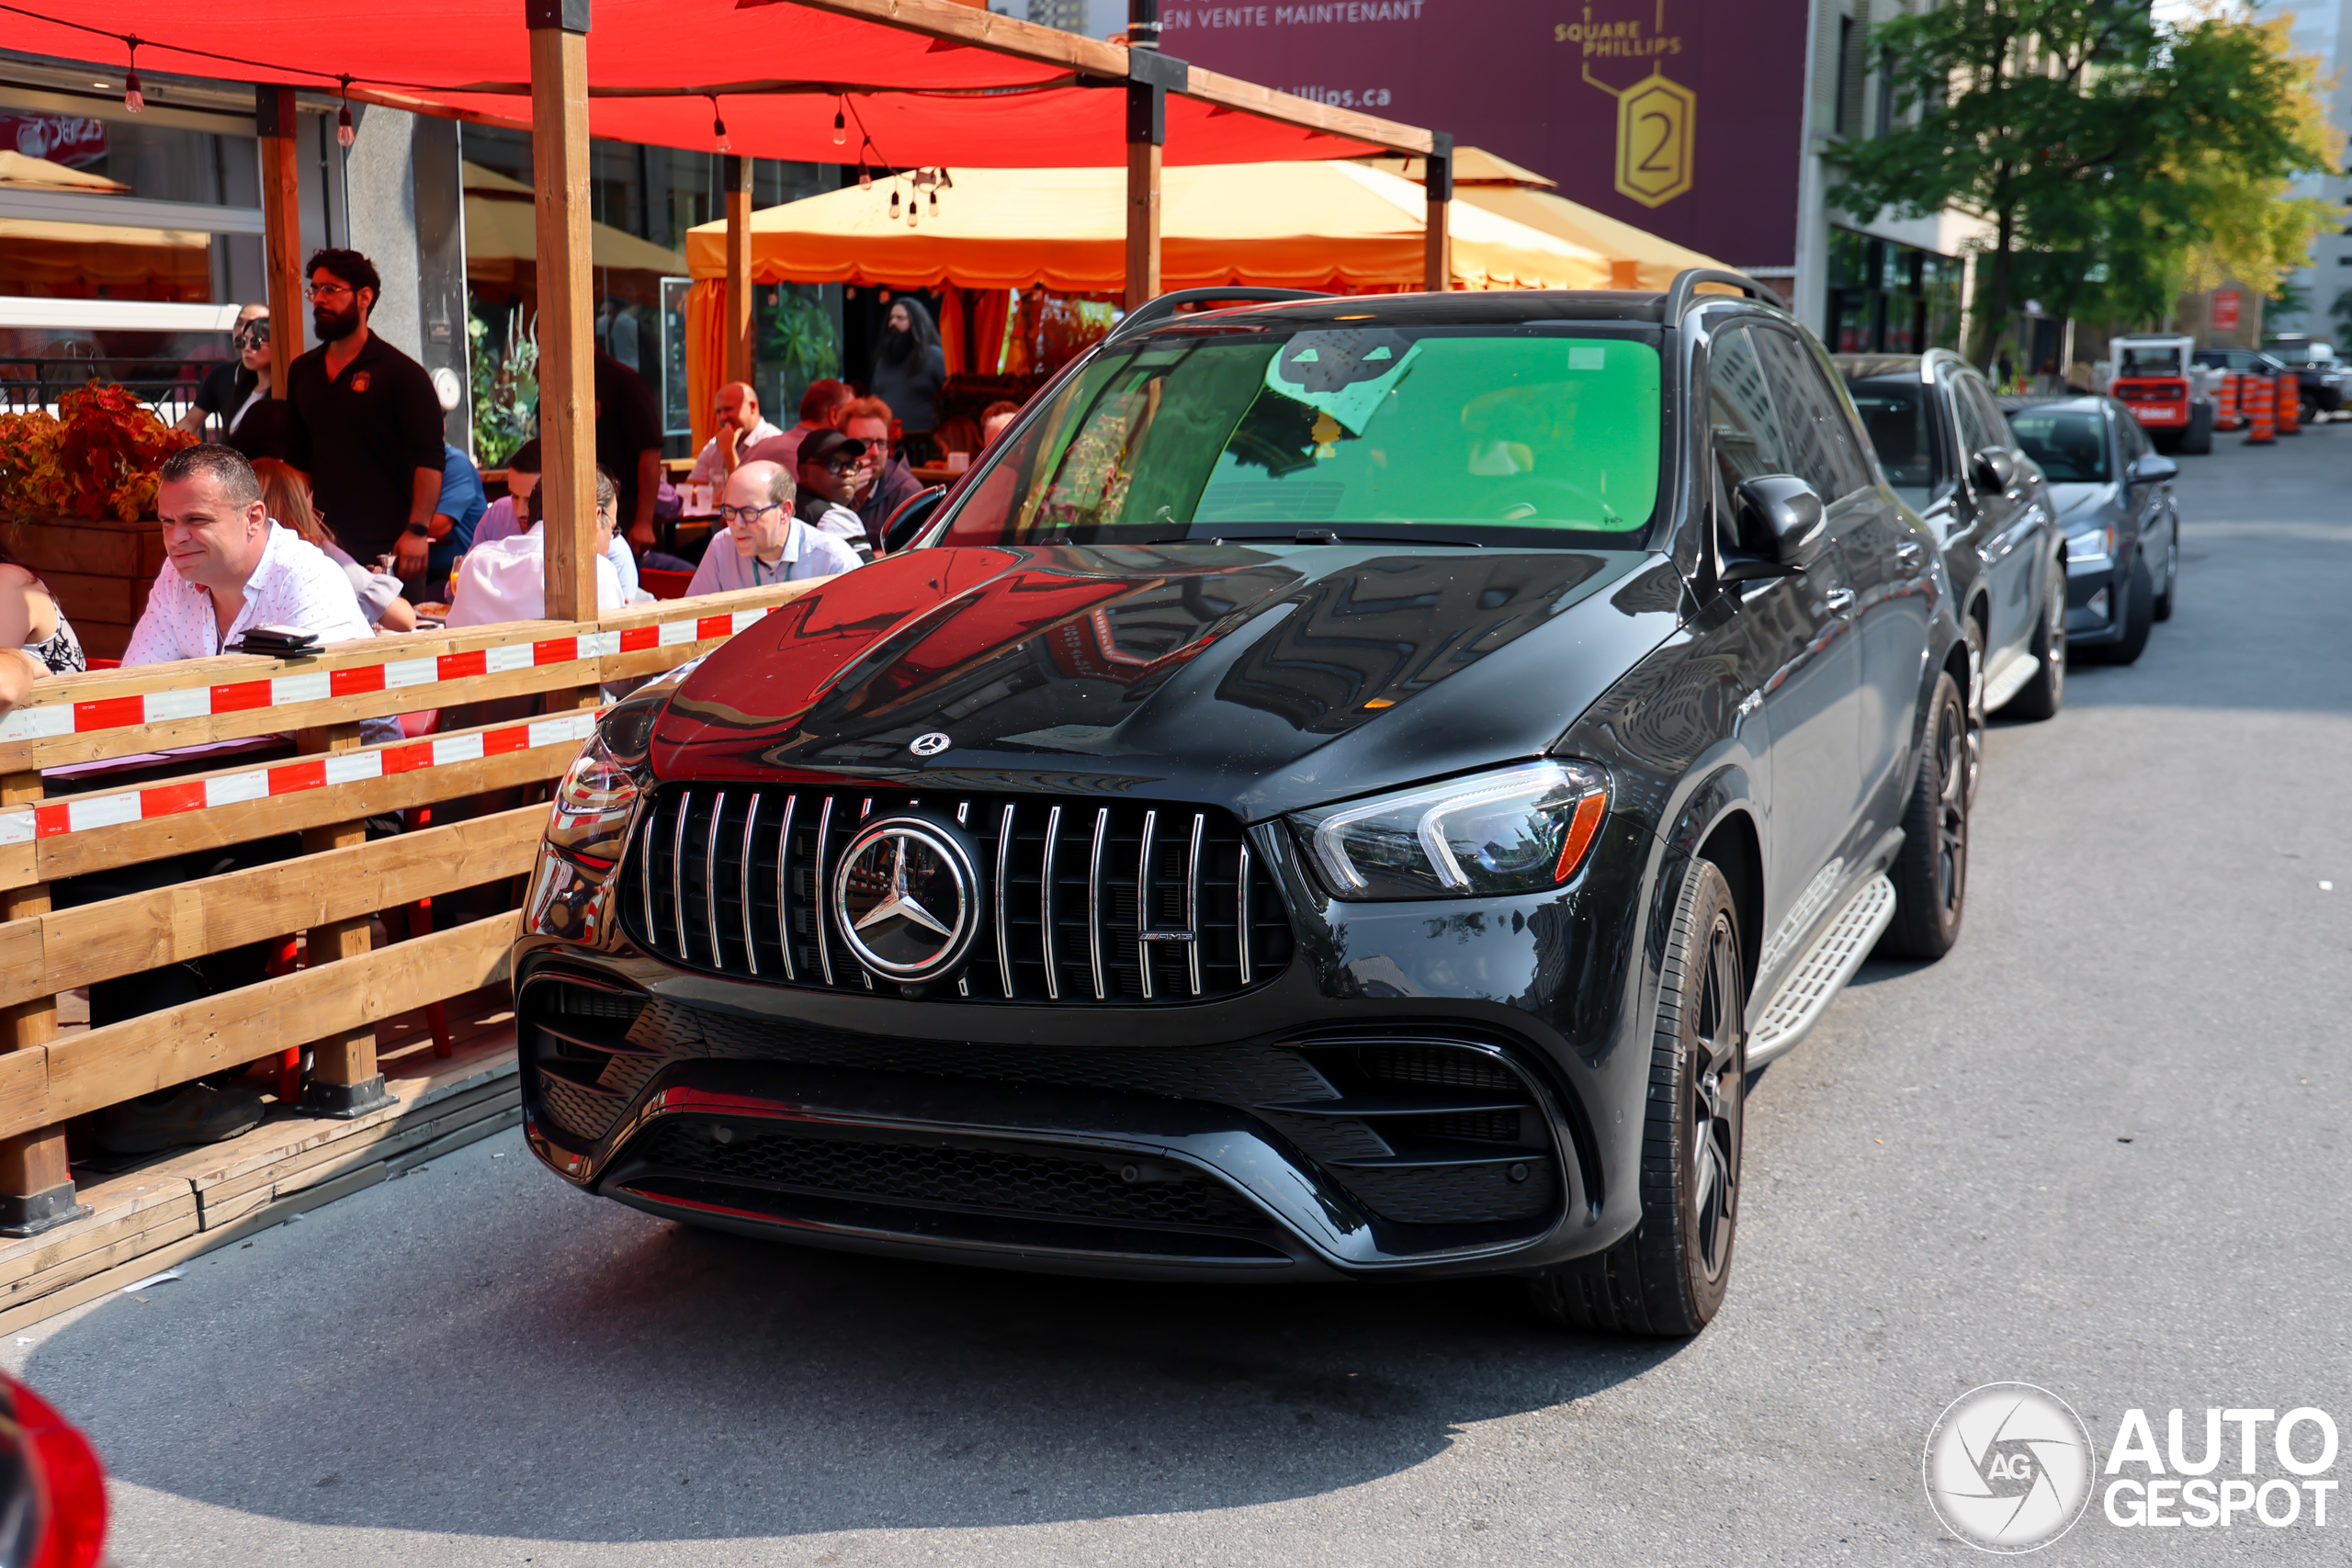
[2,1,1394,168]
[685,161,1611,294]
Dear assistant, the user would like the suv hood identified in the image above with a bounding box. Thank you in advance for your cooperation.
[649,542,1679,820]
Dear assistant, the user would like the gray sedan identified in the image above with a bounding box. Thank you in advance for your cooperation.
[2004,395,2177,664]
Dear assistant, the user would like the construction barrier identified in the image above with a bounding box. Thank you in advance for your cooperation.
[2277,371,2301,435]
[2245,373,2276,445]
[2215,373,2240,432]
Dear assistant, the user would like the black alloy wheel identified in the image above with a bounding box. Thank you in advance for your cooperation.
[1879,670,1969,960]
[2003,558,2066,721]
[1529,859,1745,1337]
[2151,523,2179,623]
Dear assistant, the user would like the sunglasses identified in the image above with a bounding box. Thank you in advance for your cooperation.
[233,321,270,346]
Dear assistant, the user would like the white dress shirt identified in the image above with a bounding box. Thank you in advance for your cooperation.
[122,519,375,665]
[446,523,625,628]
[476,495,639,597]
[687,419,784,485]
[684,518,862,596]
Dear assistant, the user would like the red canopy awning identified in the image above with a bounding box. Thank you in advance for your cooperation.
[16,0,1415,165]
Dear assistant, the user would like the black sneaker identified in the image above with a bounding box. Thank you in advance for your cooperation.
[96,1084,266,1156]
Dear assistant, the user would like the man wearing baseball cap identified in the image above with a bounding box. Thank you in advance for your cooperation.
[796,429,873,558]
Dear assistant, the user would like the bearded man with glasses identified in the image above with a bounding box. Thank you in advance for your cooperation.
[281,248,447,593]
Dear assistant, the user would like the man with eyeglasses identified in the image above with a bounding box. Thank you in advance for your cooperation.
[281,248,446,594]
[684,460,861,596]
[794,429,875,556]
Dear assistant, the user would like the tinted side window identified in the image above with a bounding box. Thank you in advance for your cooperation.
[1755,328,1874,499]
[1707,324,1790,485]
[1951,375,2008,458]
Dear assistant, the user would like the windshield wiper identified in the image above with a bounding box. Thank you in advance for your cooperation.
[1286,528,1483,548]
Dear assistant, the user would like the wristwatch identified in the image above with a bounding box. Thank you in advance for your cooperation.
[403,523,430,537]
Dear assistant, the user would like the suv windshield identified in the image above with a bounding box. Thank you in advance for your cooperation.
[2007,408,2110,483]
[940,326,1664,548]
[1842,377,1935,505]
[2118,345,2184,377]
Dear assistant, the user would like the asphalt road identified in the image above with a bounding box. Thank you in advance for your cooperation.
[15,422,2350,1567]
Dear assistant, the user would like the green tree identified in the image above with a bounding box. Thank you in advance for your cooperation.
[1838,2,2334,363]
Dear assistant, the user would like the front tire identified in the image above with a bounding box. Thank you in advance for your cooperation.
[2001,558,2066,721]
[1878,671,1970,961]
[1528,860,1745,1337]
[2098,553,2155,664]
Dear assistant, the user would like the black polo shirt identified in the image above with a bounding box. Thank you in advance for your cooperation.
[594,352,664,527]
[283,331,444,562]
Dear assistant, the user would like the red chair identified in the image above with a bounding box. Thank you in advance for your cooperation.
[640,568,692,600]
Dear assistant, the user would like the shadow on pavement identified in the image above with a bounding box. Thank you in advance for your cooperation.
[31,1187,1681,1542]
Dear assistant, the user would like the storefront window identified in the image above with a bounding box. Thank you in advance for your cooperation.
[1826,228,1961,355]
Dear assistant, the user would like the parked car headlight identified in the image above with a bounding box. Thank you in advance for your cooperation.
[2066,524,2115,564]
[1291,761,1611,900]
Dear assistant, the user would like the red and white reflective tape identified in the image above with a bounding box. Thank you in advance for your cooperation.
[0,712,598,848]
[0,606,771,747]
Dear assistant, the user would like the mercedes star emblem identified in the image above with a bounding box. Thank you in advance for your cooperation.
[831,817,980,981]
[910,732,953,758]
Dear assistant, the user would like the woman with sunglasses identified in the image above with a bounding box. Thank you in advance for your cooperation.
[178,304,272,442]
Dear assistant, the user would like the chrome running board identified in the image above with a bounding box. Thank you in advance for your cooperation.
[1982,649,2040,712]
[1747,874,1897,1066]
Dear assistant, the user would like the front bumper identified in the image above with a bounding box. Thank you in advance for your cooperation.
[514,812,1661,1282]
[2064,545,2130,645]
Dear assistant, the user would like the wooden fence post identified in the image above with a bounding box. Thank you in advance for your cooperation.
[724,155,753,388]
[297,725,393,1117]
[256,85,307,389]
[530,0,600,624]
[0,772,86,1235]
[1423,132,1453,294]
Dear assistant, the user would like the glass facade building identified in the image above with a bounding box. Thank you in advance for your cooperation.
[1826,227,1962,355]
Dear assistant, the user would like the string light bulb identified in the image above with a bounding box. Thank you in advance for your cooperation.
[906,198,919,228]
[888,188,900,220]
[832,105,847,146]
[335,77,355,147]
[122,39,143,114]
[858,164,873,189]
[709,96,730,154]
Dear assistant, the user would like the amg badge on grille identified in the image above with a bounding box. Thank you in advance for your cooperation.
[831,817,981,981]
[909,732,952,758]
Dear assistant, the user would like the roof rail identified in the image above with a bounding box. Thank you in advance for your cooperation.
[1106,287,1332,343]
[1663,267,1786,320]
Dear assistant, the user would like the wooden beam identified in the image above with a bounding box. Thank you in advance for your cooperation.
[8,719,583,889]
[0,915,519,1143]
[1125,141,1162,314]
[0,772,74,1237]
[724,155,754,388]
[1422,138,1453,294]
[0,808,547,1012]
[255,85,306,397]
[530,17,600,625]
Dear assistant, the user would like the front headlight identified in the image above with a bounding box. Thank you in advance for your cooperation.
[2066,524,2115,564]
[546,730,640,868]
[1290,761,1611,900]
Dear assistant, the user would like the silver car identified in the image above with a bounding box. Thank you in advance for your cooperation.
[2004,394,2178,665]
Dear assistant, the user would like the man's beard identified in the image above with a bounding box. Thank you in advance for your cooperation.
[313,302,360,343]
[878,325,914,365]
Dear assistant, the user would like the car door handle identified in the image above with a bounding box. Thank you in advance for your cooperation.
[1824,587,1855,612]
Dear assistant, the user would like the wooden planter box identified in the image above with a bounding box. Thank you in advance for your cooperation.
[6,514,164,662]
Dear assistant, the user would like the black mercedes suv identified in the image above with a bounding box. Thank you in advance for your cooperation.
[515,273,1973,1336]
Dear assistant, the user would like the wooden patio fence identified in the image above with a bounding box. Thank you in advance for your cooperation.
[0,579,822,1236]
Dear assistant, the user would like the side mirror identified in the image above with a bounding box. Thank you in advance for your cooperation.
[880,484,949,555]
[2132,452,2179,484]
[1971,446,2017,492]
[1720,474,1826,583]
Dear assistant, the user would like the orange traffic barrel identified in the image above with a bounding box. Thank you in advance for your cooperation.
[2277,370,2301,434]
[2246,374,2276,445]
[2216,373,2239,430]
